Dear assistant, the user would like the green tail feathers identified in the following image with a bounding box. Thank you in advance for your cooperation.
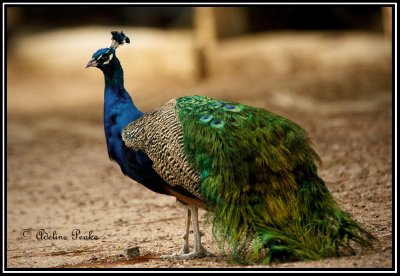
[175,95,373,264]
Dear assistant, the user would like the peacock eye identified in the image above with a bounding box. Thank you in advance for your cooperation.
[103,53,114,64]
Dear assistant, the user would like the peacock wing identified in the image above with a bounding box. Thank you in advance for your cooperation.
[122,99,202,201]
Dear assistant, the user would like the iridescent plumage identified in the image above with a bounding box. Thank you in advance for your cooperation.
[87,31,374,264]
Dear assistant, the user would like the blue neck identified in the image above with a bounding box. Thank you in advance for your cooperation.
[102,57,143,164]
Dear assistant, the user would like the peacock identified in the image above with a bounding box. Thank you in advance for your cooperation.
[86,31,374,264]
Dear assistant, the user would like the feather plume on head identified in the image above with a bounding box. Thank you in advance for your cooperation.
[85,31,130,68]
[110,31,130,50]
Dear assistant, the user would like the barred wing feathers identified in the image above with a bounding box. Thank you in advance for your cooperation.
[122,99,203,206]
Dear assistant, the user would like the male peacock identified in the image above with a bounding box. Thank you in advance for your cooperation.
[86,31,373,264]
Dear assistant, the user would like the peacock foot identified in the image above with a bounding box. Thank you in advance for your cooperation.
[161,246,213,260]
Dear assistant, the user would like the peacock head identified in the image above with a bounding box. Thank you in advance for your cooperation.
[86,31,130,70]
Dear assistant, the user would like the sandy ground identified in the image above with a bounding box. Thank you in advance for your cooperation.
[6,29,394,270]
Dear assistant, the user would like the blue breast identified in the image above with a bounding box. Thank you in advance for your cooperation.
[103,88,170,195]
[121,146,172,195]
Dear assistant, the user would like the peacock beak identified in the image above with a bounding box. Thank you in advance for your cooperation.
[85,58,98,68]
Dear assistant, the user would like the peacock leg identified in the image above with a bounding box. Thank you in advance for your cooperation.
[181,206,191,254]
[190,206,213,257]
[161,205,212,259]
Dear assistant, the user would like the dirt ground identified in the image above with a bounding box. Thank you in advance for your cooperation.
[6,29,393,270]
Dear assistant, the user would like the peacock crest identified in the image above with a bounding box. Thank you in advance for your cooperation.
[110,31,130,49]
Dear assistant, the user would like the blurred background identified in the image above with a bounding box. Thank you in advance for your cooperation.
[6,5,394,268]
[7,6,392,118]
